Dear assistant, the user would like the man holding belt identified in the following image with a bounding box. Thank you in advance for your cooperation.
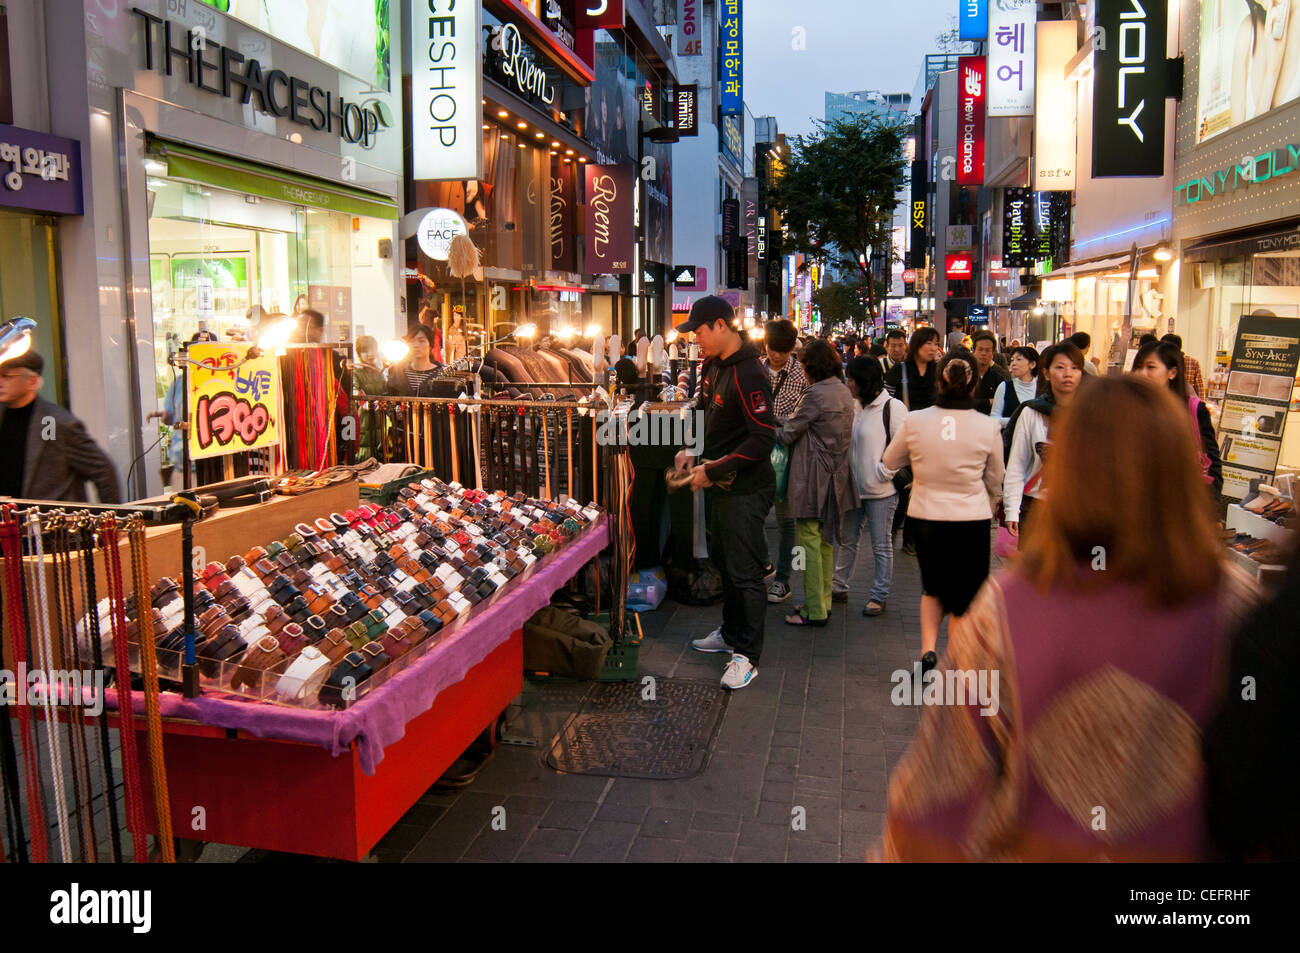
[674,296,776,690]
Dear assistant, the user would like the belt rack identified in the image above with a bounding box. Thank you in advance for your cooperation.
[3,495,207,699]
[0,495,197,862]
[356,394,611,508]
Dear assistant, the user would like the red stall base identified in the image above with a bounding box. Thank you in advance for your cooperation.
[113,629,523,862]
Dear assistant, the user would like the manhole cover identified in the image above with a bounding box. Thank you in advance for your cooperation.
[544,678,727,780]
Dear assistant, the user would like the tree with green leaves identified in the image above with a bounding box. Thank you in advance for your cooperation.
[772,114,909,321]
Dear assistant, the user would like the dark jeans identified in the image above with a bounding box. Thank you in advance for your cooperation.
[708,487,773,665]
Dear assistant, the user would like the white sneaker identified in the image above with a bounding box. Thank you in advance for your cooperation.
[721,654,757,690]
[767,580,791,603]
[691,627,731,653]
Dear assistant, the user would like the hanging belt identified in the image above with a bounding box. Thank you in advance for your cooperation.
[81,522,122,863]
[25,514,73,862]
[55,516,98,862]
[100,516,150,862]
[128,517,175,862]
[0,507,47,862]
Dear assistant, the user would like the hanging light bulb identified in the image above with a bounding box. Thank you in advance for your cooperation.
[382,338,410,363]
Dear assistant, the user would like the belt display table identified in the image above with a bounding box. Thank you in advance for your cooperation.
[104,519,608,861]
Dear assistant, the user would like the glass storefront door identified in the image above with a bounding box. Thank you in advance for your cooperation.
[0,210,65,405]
[144,171,395,419]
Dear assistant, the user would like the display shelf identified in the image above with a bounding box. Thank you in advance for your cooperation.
[1225,503,1296,551]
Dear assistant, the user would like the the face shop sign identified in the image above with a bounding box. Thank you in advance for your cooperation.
[487,23,556,107]
[130,8,383,148]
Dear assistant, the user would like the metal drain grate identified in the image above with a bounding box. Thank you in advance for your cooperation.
[544,677,728,780]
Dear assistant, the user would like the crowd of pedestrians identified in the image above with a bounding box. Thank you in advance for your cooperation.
[677,297,1284,860]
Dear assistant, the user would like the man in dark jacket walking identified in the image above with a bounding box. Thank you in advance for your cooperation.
[0,352,121,503]
[676,296,775,690]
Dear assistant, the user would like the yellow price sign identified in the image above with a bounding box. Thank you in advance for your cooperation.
[186,343,281,461]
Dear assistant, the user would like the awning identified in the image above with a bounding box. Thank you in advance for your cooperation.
[1040,254,1131,279]
[149,138,398,221]
[1183,222,1300,262]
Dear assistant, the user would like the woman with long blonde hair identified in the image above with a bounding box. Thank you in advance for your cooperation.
[878,376,1228,861]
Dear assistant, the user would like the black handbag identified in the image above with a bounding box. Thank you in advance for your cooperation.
[882,399,912,493]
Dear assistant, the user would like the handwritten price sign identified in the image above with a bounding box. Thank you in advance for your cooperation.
[187,343,281,460]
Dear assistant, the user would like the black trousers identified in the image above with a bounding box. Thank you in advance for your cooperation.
[893,484,916,546]
[708,487,773,665]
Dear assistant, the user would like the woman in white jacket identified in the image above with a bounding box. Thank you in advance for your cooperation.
[1004,342,1084,542]
[832,357,908,616]
[879,350,1004,674]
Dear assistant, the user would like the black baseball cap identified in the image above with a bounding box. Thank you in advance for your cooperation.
[675,295,734,333]
[0,350,43,375]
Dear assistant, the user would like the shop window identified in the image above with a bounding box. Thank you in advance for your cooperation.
[143,175,394,439]
[0,210,65,405]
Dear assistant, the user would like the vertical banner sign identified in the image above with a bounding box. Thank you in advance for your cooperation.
[675,84,699,135]
[957,56,986,186]
[987,0,1036,117]
[1002,187,1032,266]
[678,0,703,56]
[585,164,635,274]
[722,198,740,251]
[412,0,482,181]
[550,157,576,273]
[1093,0,1167,177]
[187,343,281,460]
[723,198,744,288]
[719,0,743,116]
[1034,20,1077,190]
[910,158,927,269]
[959,0,988,41]
[1218,315,1300,499]
[1033,191,1053,263]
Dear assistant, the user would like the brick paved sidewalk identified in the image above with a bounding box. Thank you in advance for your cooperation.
[220,514,987,864]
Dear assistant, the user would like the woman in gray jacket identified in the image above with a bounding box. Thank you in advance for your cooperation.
[778,339,858,627]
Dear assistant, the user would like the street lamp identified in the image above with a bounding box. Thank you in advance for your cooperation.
[0,317,35,363]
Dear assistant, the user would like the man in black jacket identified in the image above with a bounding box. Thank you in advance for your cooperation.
[0,352,121,503]
[675,296,775,690]
[970,330,1010,415]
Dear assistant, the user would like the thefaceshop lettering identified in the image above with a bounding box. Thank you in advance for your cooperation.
[423,1,463,145]
[1176,145,1300,204]
[50,884,151,933]
[130,8,380,147]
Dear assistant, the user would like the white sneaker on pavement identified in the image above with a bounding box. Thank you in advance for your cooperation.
[691,627,731,653]
[721,654,757,690]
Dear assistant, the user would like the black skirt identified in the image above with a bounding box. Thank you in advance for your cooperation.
[909,517,991,616]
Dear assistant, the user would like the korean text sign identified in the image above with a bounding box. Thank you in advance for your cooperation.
[187,343,281,460]
[987,0,1036,116]
[719,1,742,116]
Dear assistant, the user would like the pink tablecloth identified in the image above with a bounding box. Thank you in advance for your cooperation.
[106,519,608,775]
